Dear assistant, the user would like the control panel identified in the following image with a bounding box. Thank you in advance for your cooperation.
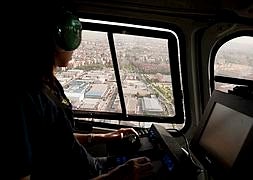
[106,124,203,179]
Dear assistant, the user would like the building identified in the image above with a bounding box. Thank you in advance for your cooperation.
[142,97,163,115]
[64,80,89,107]
[85,84,109,99]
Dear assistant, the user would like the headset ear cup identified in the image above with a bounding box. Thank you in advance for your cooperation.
[56,11,82,51]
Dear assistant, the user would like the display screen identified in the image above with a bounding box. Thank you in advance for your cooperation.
[199,103,253,168]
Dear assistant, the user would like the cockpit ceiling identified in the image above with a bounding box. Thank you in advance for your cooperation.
[72,0,253,19]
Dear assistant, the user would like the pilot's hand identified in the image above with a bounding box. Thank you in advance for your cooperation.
[106,156,153,180]
[104,128,138,141]
[125,156,154,179]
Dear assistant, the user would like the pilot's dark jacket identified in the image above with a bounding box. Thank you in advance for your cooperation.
[13,77,105,180]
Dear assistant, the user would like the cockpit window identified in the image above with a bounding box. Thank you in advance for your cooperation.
[56,31,122,112]
[214,36,253,92]
[56,19,184,128]
[113,34,175,117]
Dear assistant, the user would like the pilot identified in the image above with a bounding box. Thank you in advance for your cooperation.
[10,1,153,180]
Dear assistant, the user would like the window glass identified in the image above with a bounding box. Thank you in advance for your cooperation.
[56,30,121,112]
[214,36,253,92]
[114,34,175,117]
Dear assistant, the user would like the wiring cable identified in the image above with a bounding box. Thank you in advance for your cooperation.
[166,128,205,173]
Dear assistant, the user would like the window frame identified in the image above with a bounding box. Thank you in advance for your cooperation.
[72,20,184,124]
